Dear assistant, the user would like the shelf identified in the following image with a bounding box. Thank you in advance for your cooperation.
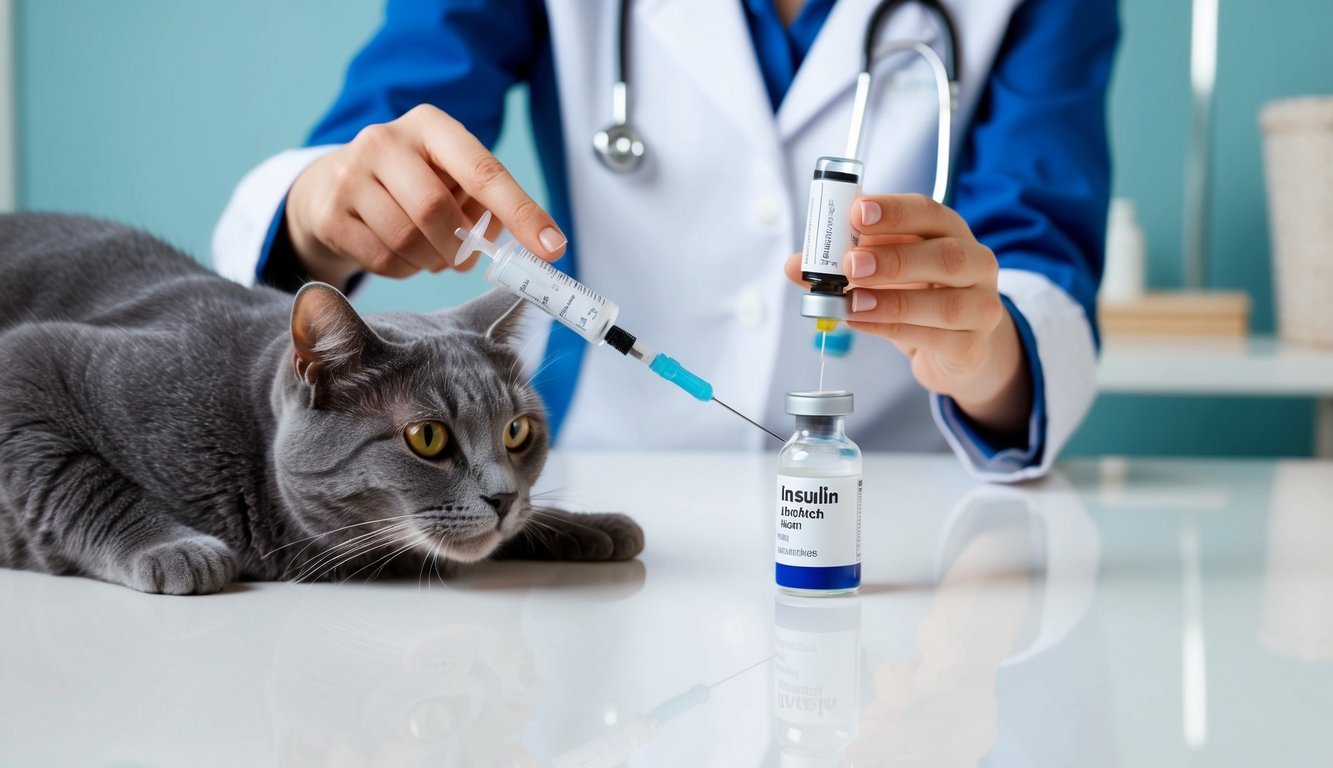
[1097,335,1333,397]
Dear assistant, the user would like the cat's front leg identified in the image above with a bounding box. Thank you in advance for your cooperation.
[496,509,644,562]
[121,533,238,595]
[0,443,237,594]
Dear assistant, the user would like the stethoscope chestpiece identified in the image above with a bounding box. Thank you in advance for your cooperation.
[593,80,645,173]
[593,122,645,173]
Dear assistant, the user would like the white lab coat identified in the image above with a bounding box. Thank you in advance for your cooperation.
[214,0,1097,482]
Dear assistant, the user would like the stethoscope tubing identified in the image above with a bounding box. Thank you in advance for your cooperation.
[594,0,961,192]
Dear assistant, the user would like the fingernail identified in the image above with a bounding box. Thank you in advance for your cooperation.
[860,200,882,226]
[852,290,878,313]
[539,227,566,254]
[847,250,875,279]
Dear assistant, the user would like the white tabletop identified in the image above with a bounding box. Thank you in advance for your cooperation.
[3,451,1332,767]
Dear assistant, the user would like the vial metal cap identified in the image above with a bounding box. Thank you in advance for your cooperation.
[800,292,849,320]
[785,390,853,416]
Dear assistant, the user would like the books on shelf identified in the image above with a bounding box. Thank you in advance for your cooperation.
[1098,291,1251,338]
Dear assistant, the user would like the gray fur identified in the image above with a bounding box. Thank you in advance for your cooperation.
[0,213,642,594]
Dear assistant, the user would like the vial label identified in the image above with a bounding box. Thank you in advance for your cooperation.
[800,177,861,276]
[774,474,862,568]
[485,247,614,343]
[774,620,859,727]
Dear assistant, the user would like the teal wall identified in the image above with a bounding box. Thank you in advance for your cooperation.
[15,0,1333,456]
[1067,0,1331,457]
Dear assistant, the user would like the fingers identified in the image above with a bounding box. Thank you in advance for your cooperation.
[287,107,563,283]
[846,319,979,361]
[410,105,567,261]
[843,237,997,289]
[351,181,450,273]
[325,216,419,279]
[372,144,472,267]
[782,252,811,289]
[854,193,968,239]
[848,286,1005,331]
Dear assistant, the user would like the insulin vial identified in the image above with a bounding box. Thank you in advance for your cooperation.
[799,157,864,322]
[775,391,862,595]
[772,595,861,765]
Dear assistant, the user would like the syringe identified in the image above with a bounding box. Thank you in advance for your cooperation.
[550,656,771,768]
[454,214,782,442]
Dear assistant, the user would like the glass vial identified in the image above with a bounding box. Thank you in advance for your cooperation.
[772,594,861,765]
[775,391,862,595]
[799,156,863,322]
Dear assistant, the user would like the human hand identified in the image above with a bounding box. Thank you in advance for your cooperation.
[286,104,566,287]
[845,532,1031,767]
[784,194,1030,438]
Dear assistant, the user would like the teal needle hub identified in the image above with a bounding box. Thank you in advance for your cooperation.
[649,354,714,401]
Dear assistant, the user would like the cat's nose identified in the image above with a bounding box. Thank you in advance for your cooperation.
[481,492,517,519]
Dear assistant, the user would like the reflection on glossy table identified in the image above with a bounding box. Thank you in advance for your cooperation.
[2,452,1332,767]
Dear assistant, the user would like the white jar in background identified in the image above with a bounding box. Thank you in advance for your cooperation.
[1101,198,1146,303]
[1262,96,1333,347]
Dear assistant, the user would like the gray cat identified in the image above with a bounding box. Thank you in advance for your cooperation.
[0,213,642,594]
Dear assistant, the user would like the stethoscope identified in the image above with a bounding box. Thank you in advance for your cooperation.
[593,0,961,182]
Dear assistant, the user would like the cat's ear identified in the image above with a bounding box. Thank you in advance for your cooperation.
[290,283,379,395]
[452,289,528,345]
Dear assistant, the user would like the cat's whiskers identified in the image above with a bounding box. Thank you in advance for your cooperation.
[528,483,580,500]
[289,522,419,583]
[285,520,417,580]
[432,550,445,587]
[505,331,543,390]
[373,533,435,583]
[288,594,412,661]
[418,537,436,591]
[263,513,427,559]
[517,522,555,552]
[516,510,566,550]
[523,348,576,389]
[413,534,454,592]
[529,506,615,535]
[527,492,574,505]
[294,525,422,584]
[344,535,425,584]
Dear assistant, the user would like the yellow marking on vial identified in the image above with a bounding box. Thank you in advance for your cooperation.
[815,317,838,333]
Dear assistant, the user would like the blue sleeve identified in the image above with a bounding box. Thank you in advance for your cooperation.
[256,0,547,288]
[940,0,1118,461]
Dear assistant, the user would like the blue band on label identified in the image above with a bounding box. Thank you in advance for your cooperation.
[775,563,861,591]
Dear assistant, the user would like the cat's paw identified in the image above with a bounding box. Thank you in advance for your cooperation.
[125,535,237,595]
[508,510,644,562]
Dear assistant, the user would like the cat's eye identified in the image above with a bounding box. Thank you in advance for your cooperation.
[503,416,533,452]
[405,421,449,459]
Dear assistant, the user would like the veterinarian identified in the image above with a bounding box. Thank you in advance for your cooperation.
[214,0,1117,482]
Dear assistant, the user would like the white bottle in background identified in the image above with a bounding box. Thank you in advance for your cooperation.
[1101,198,1146,303]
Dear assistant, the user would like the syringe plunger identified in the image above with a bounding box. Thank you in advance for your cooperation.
[453,214,500,263]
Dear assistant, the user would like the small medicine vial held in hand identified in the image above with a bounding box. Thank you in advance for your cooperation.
[775,391,863,595]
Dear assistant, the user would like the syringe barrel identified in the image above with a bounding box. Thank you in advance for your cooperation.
[485,243,620,344]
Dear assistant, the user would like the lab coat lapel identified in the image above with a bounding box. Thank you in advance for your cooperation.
[638,0,781,155]
[777,0,936,145]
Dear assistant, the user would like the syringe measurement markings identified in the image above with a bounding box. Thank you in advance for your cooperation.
[546,262,606,303]
[558,293,577,321]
